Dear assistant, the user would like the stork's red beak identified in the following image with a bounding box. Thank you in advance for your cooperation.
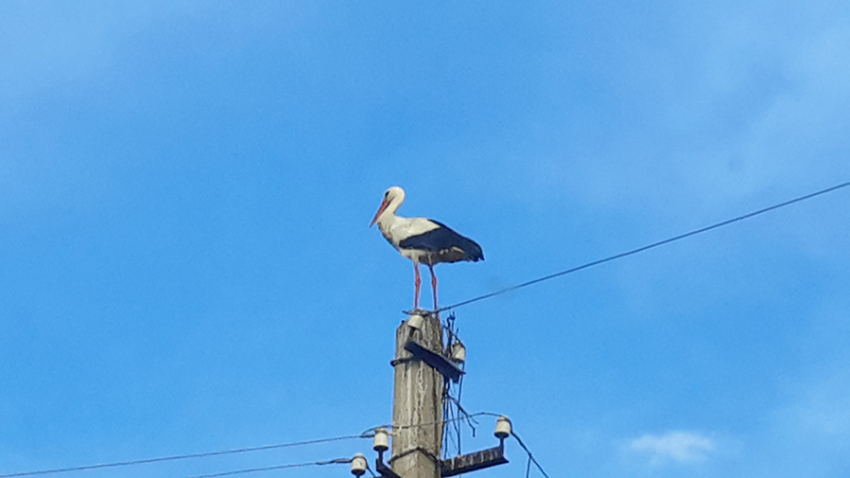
[370,199,389,227]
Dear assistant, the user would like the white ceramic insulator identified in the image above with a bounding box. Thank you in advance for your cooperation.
[406,314,424,330]
[350,453,367,476]
[494,415,512,439]
[373,427,389,452]
[450,342,467,363]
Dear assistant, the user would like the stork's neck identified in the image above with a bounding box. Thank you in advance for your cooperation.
[376,196,404,237]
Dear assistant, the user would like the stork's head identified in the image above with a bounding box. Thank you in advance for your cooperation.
[370,186,405,226]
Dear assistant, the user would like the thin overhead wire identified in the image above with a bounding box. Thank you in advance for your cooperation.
[511,431,550,478]
[0,435,369,478]
[4,415,512,478]
[186,458,352,478]
[3,413,526,478]
[365,411,501,435]
[436,180,850,314]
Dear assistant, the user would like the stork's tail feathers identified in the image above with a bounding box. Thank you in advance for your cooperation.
[462,237,484,262]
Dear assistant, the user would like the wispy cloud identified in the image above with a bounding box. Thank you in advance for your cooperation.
[628,430,715,465]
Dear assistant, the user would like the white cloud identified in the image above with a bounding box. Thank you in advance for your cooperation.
[628,430,715,465]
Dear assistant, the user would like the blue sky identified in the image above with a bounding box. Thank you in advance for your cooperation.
[2,1,849,477]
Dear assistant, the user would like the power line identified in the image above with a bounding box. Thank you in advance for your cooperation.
[3,414,509,478]
[0,435,369,478]
[511,431,550,478]
[1,413,541,478]
[366,411,500,434]
[186,457,352,478]
[436,180,850,314]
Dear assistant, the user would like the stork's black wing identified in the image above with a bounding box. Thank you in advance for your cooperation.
[399,221,484,263]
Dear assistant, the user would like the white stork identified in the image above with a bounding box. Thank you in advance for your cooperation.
[370,186,484,311]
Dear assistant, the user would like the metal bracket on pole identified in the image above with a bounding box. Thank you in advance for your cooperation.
[375,450,404,478]
[439,441,509,477]
[403,339,465,383]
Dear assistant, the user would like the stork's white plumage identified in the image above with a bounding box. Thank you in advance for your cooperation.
[370,186,483,311]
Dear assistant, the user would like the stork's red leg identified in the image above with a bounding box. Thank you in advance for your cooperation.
[428,264,438,311]
[413,262,421,310]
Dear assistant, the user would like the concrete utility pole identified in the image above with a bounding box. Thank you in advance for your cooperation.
[391,313,444,478]
[375,312,506,478]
